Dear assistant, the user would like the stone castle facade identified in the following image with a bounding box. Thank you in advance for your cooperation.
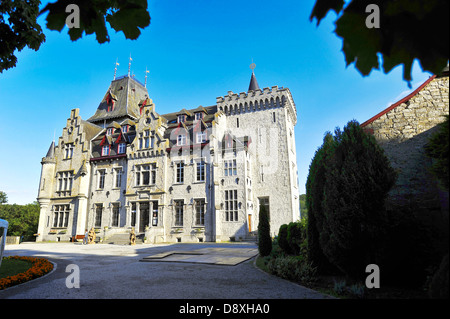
[36,71,300,243]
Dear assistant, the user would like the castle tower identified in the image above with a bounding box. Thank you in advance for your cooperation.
[214,70,300,238]
[36,141,57,242]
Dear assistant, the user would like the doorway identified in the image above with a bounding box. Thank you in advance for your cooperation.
[139,202,149,233]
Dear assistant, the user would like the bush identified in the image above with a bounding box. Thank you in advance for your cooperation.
[267,256,317,285]
[287,222,302,255]
[306,120,396,278]
[258,205,272,257]
[424,115,449,190]
[380,205,442,288]
[428,254,449,299]
[306,133,339,274]
[278,224,291,255]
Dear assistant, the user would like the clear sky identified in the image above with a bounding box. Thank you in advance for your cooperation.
[0,0,432,205]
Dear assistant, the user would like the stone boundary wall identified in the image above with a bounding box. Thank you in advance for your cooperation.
[361,74,449,215]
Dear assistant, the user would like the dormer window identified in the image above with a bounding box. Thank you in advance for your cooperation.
[107,128,113,136]
[121,125,129,133]
[177,134,186,146]
[118,143,126,154]
[195,112,203,120]
[102,145,110,156]
[177,115,186,123]
[196,131,207,144]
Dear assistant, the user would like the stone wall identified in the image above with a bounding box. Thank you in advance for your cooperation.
[361,74,449,218]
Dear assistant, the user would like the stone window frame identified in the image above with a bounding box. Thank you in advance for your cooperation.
[95,203,103,227]
[113,167,123,189]
[64,143,74,159]
[97,169,106,190]
[195,158,206,182]
[135,163,157,187]
[194,198,206,226]
[175,161,185,184]
[111,202,120,227]
[174,199,184,227]
[224,159,237,177]
[196,131,207,144]
[177,134,187,146]
[52,204,70,228]
[224,189,238,222]
[56,170,74,195]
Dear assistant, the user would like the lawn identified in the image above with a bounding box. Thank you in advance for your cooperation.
[0,258,33,279]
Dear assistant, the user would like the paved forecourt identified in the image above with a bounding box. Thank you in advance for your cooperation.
[0,242,330,299]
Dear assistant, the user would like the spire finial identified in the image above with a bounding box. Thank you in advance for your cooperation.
[113,58,119,80]
[248,59,260,92]
[145,67,150,88]
[250,58,256,73]
[128,54,132,77]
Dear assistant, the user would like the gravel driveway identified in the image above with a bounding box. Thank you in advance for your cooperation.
[1,242,330,300]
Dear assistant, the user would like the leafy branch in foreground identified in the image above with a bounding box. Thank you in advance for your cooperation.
[310,0,449,85]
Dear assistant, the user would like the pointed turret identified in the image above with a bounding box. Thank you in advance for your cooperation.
[248,68,260,92]
[45,141,55,158]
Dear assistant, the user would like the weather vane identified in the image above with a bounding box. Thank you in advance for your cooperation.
[250,59,256,73]
[128,54,132,77]
[145,67,150,88]
[113,58,119,80]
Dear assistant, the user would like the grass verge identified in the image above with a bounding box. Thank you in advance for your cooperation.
[0,256,54,290]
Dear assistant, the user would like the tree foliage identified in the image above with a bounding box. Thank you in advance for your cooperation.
[0,191,7,204]
[258,205,272,257]
[0,0,151,73]
[0,0,46,73]
[310,0,449,85]
[424,115,449,190]
[306,132,338,274]
[307,120,397,278]
[0,202,40,241]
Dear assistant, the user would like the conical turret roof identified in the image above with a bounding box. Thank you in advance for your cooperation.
[248,71,260,92]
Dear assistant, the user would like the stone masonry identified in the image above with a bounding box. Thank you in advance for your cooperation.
[361,71,449,221]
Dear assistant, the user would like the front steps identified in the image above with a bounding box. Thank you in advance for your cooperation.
[105,233,144,245]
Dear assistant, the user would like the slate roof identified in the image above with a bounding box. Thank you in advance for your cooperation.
[248,72,260,92]
[160,105,218,148]
[87,75,149,124]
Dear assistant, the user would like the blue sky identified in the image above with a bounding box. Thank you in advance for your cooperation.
[0,0,432,205]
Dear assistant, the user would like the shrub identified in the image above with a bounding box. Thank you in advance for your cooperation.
[307,120,396,278]
[277,224,291,255]
[267,256,317,285]
[306,133,339,274]
[424,115,449,190]
[333,280,347,295]
[287,222,302,255]
[380,205,441,287]
[348,284,366,299]
[258,205,272,257]
[428,254,449,299]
